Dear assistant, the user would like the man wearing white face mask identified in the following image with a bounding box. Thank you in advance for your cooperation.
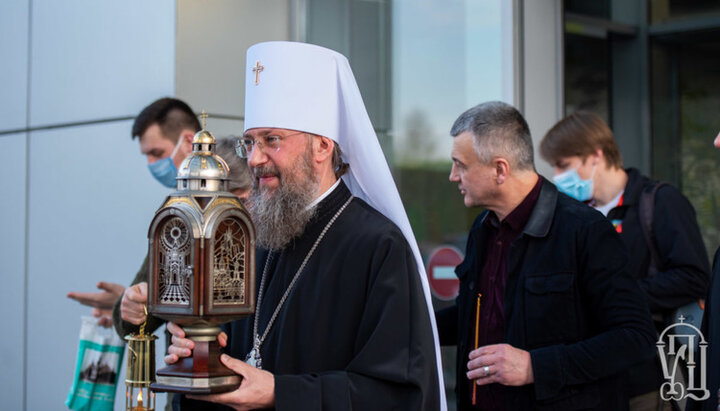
[540,111,710,410]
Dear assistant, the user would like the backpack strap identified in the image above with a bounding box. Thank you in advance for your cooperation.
[638,181,669,276]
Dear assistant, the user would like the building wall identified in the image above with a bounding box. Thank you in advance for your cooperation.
[0,1,176,409]
[175,0,291,137]
[0,2,30,408]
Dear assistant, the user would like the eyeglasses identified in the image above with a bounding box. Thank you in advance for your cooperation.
[235,131,306,158]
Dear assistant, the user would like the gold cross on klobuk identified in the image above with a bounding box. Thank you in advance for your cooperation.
[252,61,264,85]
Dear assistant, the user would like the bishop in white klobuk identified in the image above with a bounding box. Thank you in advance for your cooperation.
[166,41,446,410]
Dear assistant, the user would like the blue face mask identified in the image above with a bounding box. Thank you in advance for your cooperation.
[553,165,595,201]
[148,137,184,188]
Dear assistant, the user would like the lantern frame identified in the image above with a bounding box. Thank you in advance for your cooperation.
[146,115,256,394]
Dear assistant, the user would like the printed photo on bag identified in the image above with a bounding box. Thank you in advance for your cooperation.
[66,316,125,411]
[79,348,120,385]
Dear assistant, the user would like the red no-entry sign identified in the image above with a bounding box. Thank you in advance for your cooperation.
[426,246,463,301]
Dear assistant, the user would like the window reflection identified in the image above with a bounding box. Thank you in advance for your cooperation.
[652,34,720,255]
[564,33,610,121]
[391,0,511,251]
[651,0,720,24]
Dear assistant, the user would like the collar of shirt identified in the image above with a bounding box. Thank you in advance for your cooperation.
[485,176,543,233]
[593,190,624,217]
[305,178,342,210]
[618,167,643,206]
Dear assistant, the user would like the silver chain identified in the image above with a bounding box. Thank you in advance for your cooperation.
[249,195,354,366]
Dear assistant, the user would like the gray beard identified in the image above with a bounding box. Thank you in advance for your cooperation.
[247,149,319,251]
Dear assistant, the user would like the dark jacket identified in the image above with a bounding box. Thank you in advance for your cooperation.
[608,168,710,396]
[607,168,709,313]
[436,178,657,410]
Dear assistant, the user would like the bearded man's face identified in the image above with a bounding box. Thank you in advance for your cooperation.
[244,128,319,250]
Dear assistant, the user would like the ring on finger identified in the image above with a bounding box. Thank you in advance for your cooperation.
[483,365,490,377]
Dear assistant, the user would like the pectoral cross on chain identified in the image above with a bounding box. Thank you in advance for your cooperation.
[252,61,264,85]
[246,335,263,369]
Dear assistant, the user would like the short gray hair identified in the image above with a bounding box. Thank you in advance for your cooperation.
[450,101,535,171]
[216,137,251,192]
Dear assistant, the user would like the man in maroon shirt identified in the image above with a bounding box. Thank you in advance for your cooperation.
[436,101,656,410]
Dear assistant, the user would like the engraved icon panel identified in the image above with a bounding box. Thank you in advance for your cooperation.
[158,217,192,305]
[212,217,246,305]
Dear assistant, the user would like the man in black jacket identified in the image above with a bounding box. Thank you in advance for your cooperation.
[436,101,657,410]
[540,111,711,409]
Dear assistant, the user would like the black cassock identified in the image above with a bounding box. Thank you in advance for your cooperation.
[177,181,440,410]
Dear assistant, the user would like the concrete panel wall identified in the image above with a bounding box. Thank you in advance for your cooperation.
[0,0,29,131]
[0,1,176,409]
[0,132,28,411]
[0,2,29,410]
[26,123,169,410]
[29,0,176,127]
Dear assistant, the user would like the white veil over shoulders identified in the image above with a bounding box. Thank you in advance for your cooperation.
[244,41,446,410]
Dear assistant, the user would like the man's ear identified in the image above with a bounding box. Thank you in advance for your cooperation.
[314,136,334,164]
[582,149,603,167]
[179,130,195,155]
[182,131,196,143]
[494,158,511,184]
[593,148,604,166]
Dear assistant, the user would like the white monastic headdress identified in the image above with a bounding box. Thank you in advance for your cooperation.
[244,41,446,409]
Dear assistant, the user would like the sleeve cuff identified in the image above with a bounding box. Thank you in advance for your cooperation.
[530,345,565,400]
[274,374,321,410]
[274,373,350,410]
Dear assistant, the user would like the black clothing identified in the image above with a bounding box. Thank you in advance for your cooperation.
[608,168,710,396]
[607,168,709,312]
[686,247,720,411]
[472,176,542,410]
[178,181,440,410]
[436,178,657,410]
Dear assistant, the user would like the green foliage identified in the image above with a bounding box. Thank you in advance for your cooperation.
[679,93,720,257]
[678,52,720,258]
[395,163,480,248]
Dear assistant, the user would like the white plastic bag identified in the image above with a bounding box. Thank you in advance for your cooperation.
[65,316,125,411]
